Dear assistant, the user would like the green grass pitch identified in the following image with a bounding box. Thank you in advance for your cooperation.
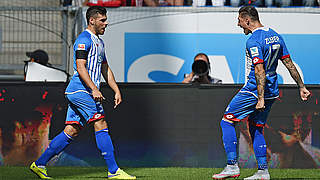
[0,166,319,179]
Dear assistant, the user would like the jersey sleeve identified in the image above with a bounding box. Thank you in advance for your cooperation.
[74,35,91,59]
[279,35,290,60]
[246,39,264,65]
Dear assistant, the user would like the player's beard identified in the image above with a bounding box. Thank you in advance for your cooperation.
[94,25,105,35]
[100,27,105,35]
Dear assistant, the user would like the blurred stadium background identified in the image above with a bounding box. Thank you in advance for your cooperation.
[0,0,72,80]
[1,0,319,81]
[0,0,319,179]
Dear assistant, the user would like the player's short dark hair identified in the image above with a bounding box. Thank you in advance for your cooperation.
[239,6,260,22]
[86,6,107,24]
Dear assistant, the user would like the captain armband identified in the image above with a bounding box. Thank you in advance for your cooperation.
[76,50,89,60]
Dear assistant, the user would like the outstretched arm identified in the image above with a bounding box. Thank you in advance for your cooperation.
[254,63,266,111]
[101,63,122,108]
[281,57,310,101]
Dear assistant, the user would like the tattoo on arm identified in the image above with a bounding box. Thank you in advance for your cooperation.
[282,57,304,88]
[255,64,266,99]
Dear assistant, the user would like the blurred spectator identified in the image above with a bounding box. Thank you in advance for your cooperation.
[132,0,184,6]
[265,0,318,7]
[26,49,50,66]
[243,0,264,6]
[302,0,318,6]
[62,0,73,6]
[72,0,87,6]
[73,0,319,6]
[24,49,68,82]
[229,0,264,7]
[265,0,291,7]
[131,0,159,6]
[164,0,184,5]
[83,0,180,6]
[182,53,222,84]
[229,0,318,7]
[192,0,225,6]
[229,0,241,6]
[84,0,122,7]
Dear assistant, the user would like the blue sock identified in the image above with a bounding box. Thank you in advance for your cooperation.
[249,125,268,170]
[36,131,73,166]
[95,128,119,174]
[220,120,238,165]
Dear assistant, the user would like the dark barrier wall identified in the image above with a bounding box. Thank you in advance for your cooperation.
[0,83,319,168]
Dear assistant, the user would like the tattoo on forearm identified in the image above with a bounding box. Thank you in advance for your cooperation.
[255,68,266,99]
[282,58,304,88]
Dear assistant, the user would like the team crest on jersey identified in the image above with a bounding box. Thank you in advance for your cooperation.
[78,44,85,50]
[250,47,259,57]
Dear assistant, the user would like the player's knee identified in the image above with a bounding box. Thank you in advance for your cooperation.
[94,119,108,131]
[64,124,80,137]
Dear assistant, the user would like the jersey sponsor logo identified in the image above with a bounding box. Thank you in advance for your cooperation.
[78,44,85,50]
[98,55,103,63]
[250,47,259,57]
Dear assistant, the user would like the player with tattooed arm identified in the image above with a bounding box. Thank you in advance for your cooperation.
[212,6,310,180]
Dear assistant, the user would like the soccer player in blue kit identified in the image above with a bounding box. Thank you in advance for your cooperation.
[212,6,310,180]
[30,6,136,179]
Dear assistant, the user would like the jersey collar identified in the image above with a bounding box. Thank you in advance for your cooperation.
[252,26,269,33]
[85,29,99,39]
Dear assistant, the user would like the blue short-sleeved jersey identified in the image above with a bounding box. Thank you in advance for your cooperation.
[65,29,107,95]
[240,27,290,99]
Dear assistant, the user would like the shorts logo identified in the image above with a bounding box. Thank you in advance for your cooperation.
[226,115,234,119]
[224,113,235,119]
[78,44,85,50]
[250,47,259,57]
[253,57,259,64]
[94,114,102,119]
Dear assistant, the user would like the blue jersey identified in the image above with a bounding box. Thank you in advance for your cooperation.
[66,29,107,94]
[240,27,290,99]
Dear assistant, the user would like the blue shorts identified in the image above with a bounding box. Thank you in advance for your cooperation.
[223,92,275,127]
[65,92,104,127]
